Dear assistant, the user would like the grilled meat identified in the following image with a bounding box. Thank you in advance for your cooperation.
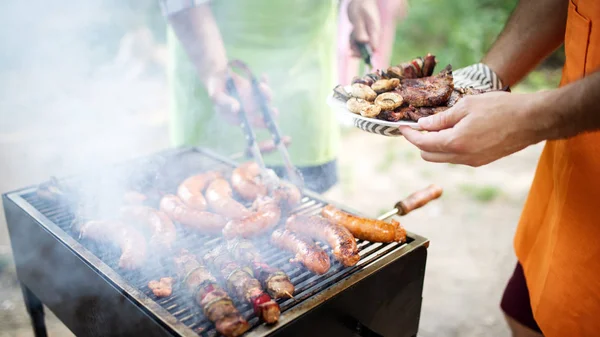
[377,109,407,122]
[79,220,147,270]
[422,53,437,77]
[177,171,222,211]
[119,205,176,251]
[447,87,490,107]
[271,181,302,210]
[271,229,331,275]
[231,162,268,201]
[397,65,454,107]
[204,245,280,324]
[285,215,360,267]
[321,205,407,243]
[174,250,249,337]
[148,277,173,298]
[226,239,295,299]
[160,194,227,234]
[222,196,281,239]
[205,178,252,220]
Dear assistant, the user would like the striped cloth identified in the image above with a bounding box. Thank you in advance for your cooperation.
[158,0,211,16]
[453,63,504,90]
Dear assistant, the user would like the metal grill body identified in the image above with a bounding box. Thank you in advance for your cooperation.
[3,148,428,337]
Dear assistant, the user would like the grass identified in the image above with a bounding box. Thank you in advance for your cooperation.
[458,183,501,203]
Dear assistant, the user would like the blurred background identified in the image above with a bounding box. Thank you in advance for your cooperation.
[0,0,563,336]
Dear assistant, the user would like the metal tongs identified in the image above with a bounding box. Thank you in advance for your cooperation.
[224,60,305,191]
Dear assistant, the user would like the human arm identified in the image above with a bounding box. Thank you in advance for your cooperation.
[399,70,600,167]
[347,0,382,57]
[481,0,568,87]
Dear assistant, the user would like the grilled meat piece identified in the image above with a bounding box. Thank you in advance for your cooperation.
[447,87,490,107]
[204,245,280,324]
[119,205,176,251]
[397,65,454,107]
[174,250,249,337]
[177,171,223,211]
[378,109,408,122]
[422,53,437,77]
[148,277,173,298]
[271,229,331,274]
[205,178,252,220]
[222,196,281,239]
[79,220,147,270]
[400,105,449,121]
[226,239,295,299]
[321,205,407,243]
[231,162,268,201]
[285,215,360,267]
[160,194,227,234]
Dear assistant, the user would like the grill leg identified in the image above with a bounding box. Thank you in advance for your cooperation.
[21,283,48,337]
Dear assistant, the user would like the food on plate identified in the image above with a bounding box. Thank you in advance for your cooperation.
[226,238,295,299]
[177,171,222,211]
[147,277,173,298]
[422,53,438,77]
[333,85,352,102]
[231,162,268,201]
[321,205,407,243]
[375,92,404,110]
[351,83,377,101]
[222,196,281,239]
[372,78,400,94]
[79,220,147,270]
[285,215,360,267]
[271,228,331,275]
[119,205,176,250]
[361,104,382,118]
[160,194,227,234]
[205,178,252,220]
[346,97,373,114]
[204,245,281,324]
[174,250,249,337]
[396,65,454,107]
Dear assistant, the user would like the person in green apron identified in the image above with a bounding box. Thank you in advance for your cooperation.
[159,0,380,193]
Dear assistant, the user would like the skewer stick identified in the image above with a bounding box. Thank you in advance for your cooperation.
[284,291,296,301]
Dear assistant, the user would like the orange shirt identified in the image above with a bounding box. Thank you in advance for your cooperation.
[514,0,600,336]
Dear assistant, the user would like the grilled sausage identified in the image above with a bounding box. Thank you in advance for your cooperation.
[120,205,176,250]
[205,178,251,220]
[204,245,280,324]
[174,250,249,337]
[285,215,360,267]
[222,197,281,239]
[271,181,302,210]
[79,220,147,270]
[321,205,407,243]
[159,194,227,234]
[231,162,268,201]
[271,229,330,274]
[177,171,222,211]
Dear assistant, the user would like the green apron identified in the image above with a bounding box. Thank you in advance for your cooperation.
[167,0,340,167]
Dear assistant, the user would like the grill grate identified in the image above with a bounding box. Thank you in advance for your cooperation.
[19,148,410,337]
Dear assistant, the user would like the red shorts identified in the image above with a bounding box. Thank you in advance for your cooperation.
[500,262,542,333]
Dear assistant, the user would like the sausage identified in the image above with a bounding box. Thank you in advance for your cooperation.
[321,205,406,243]
[271,181,302,210]
[177,171,223,211]
[285,215,360,267]
[231,162,268,201]
[79,220,147,270]
[174,250,249,337]
[120,205,176,250]
[159,194,227,234]
[271,229,330,274]
[122,190,147,205]
[205,178,251,220]
[222,197,281,239]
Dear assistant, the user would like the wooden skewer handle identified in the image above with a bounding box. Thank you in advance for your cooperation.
[395,184,443,216]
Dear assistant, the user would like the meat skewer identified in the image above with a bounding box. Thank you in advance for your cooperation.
[147,277,173,298]
[271,229,331,275]
[226,238,295,299]
[203,245,281,324]
[321,205,407,243]
[160,194,227,234]
[177,171,223,211]
[173,250,249,337]
[119,205,176,250]
[79,220,147,270]
[285,215,360,267]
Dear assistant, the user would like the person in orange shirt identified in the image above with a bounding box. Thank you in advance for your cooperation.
[399,0,600,336]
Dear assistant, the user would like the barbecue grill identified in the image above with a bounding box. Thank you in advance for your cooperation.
[3,147,429,337]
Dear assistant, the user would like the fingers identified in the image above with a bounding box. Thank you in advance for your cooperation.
[364,12,380,50]
[418,106,467,131]
[398,126,457,153]
[212,91,240,115]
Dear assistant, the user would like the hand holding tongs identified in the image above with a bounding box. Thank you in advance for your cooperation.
[224,60,305,191]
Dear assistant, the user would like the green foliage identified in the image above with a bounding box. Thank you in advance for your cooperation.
[391,0,517,69]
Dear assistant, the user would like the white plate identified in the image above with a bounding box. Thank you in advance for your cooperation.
[326,85,421,137]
